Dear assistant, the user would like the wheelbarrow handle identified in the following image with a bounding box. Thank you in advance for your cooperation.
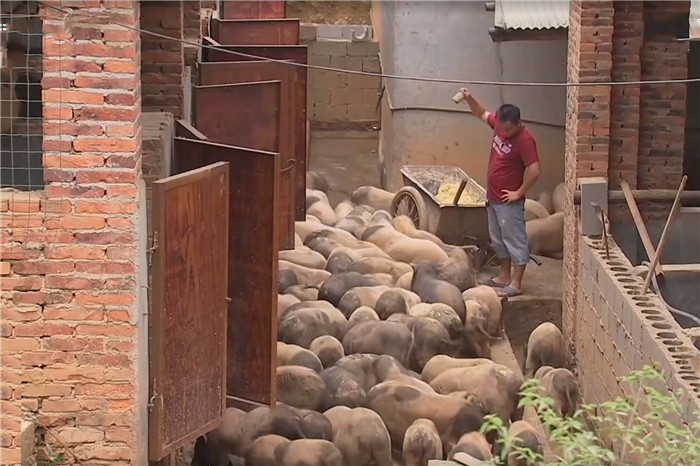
[453,179,468,205]
[530,255,542,266]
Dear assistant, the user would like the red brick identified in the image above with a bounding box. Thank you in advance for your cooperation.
[44,58,102,73]
[0,262,10,276]
[43,336,104,352]
[44,306,104,321]
[45,185,105,198]
[103,60,136,73]
[0,323,13,337]
[46,245,106,260]
[74,232,133,244]
[75,200,135,214]
[51,215,107,230]
[75,75,136,90]
[107,310,131,322]
[75,42,136,58]
[44,106,73,120]
[23,384,72,397]
[45,276,105,290]
[12,261,75,275]
[22,351,76,366]
[0,277,43,291]
[74,261,134,274]
[106,185,137,197]
[74,106,137,122]
[73,138,137,153]
[76,170,136,184]
[76,353,131,367]
[74,383,134,399]
[75,292,134,306]
[106,94,137,107]
[44,89,104,105]
[44,153,105,169]
[106,217,133,230]
[41,75,73,88]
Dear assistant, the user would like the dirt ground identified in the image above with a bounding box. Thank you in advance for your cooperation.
[286,0,372,24]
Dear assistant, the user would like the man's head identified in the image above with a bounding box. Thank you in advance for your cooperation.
[496,104,522,138]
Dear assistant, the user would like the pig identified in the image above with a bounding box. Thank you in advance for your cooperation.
[395,271,413,290]
[429,363,524,422]
[362,220,449,264]
[285,284,320,302]
[309,335,345,368]
[205,407,246,456]
[347,305,380,328]
[307,171,330,193]
[411,263,466,321]
[337,285,391,318]
[324,406,393,466]
[392,215,447,249]
[334,200,354,220]
[447,431,493,462]
[552,182,565,213]
[318,271,381,306]
[433,247,479,292]
[333,353,418,393]
[278,294,301,317]
[525,322,565,377]
[374,288,421,319]
[534,366,578,417]
[408,303,463,340]
[279,248,327,270]
[536,191,554,214]
[276,365,327,411]
[367,380,487,455]
[307,189,338,226]
[364,273,396,287]
[278,305,348,348]
[526,212,564,260]
[524,198,550,222]
[347,256,414,281]
[506,421,542,466]
[351,186,395,212]
[244,434,290,466]
[280,260,332,286]
[342,320,413,369]
[279,268,299,293]
[277,341,323,373]
[325,246,391,274]
[281,439,344,466]
[420,355,495,383]
[403,418,443,466]
[305,235,346,258]
[461,285,505,337]
[320,366,368,409]
[464,300,495,359]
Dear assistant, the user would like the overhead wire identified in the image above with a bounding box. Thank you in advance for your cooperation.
[44,3,700,89]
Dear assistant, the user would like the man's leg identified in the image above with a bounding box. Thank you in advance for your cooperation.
[500,199,530,293]
[487,203,511,286]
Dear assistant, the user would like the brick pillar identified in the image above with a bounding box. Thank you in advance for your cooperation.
[141,0,184,117]
[609,1,644,190]
[183,0,201,66]
[0,1,142,463]
[562,0,614,364]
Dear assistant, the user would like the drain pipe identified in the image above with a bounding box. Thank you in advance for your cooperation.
[639,261,700,327]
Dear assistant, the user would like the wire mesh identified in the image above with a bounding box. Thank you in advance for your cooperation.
[1,0,43,191]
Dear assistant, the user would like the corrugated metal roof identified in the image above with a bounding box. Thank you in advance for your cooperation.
[494,0,570,30]
[691,0,700,39]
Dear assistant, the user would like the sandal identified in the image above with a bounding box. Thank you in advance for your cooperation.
[498,285,522,298]
[480,277,507,288]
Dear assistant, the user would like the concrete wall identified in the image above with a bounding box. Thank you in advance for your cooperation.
[376,1,567,194]
[576,235,700,427]
[303,24,381,128]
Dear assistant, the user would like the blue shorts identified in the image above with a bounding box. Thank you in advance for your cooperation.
[487,199,530,266]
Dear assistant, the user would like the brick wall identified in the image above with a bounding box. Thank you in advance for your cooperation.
[576,235,700,430]
[140,0,184,117]
[562,0,614,362]
[304,28,381,129]
[183,0,201,66]
[0,1,142,463]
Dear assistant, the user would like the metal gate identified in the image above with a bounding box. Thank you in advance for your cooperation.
[174,136,279,410]
[192,80,295,249]
[220,0,286,19]
[199,61,304,221]
[149,162,230,461]
[210,18,300,45]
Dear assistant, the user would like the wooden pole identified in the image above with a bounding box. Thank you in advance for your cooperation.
[642,176,688,295]
[620,181,664,277]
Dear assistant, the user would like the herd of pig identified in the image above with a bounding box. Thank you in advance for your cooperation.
[192,174,575,466]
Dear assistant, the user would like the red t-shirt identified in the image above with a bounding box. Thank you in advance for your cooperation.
[485,112,539,203]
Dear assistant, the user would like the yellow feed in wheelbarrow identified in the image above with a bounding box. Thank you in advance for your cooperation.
[435,182,485,206]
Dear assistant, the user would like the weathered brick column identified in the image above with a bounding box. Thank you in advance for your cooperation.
[0,1,143,463]
[183,0,201,66]
[140,0,184,117]
[562,0,613,364]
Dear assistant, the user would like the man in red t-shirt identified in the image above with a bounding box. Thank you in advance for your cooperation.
[457,87,541,297]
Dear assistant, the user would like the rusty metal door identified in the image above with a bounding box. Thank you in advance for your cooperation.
[199,61,303,221]
[149,162,230,461]
[192,80,294,249]
[174,137,279,410]
[211,18,300,45]
[201,46,308,221]
[220,0,286,19]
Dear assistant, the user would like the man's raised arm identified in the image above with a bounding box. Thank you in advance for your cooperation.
[458,87,491,125]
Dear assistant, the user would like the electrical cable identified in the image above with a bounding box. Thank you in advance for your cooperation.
[640,261,700,327]
[45,4,700,89]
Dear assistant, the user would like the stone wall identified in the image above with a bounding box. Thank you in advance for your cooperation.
[303,24,381,129]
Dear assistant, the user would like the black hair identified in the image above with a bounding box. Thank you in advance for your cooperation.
[496,104,521,125]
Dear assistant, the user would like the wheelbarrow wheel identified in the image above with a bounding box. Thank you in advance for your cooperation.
[391,186,428,230]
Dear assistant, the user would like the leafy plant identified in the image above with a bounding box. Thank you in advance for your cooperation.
[480,364,700,466]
